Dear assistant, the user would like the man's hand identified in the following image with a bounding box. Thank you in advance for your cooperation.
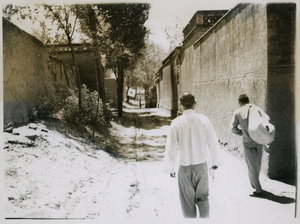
[170,172,176,178]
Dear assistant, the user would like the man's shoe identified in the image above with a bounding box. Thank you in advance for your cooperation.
[251,191,263,197]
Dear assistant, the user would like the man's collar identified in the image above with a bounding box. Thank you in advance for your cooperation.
[183,109,195,115]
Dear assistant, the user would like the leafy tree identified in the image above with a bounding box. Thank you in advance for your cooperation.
[144,41,166,92]
[96,3,150,117]
[2,4,28,20]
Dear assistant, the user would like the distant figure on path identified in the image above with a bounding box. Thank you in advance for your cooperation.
[164,92,221,218]
[139,97,142,108]
[230,94,270,197]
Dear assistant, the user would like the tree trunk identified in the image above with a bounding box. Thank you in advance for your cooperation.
[68,42,82,110]
[94,49,106,103]
[92,50,100,138]
[117,61,124,117]
[94,47,110,123]
[144,86,149,108]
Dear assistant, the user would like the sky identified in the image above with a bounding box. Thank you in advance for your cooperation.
[1,0,290,48]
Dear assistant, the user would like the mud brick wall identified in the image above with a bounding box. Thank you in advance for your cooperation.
[178,3,296,180]
[3,18,76,126]
[48,56,77,91]
[159,65,173,116]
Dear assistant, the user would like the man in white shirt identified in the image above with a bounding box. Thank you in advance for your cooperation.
[164,92,221,218]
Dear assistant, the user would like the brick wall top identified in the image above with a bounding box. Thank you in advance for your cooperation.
[183,10,228,40]
[194,3,249,46]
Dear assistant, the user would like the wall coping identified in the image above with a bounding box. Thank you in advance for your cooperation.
[193,3,251,48]
[161,46,182,68]
[183,10,228,45]
[48,43,95,53]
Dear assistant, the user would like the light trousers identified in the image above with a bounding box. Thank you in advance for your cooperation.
[243,141,263,192]
[178,162,209,218]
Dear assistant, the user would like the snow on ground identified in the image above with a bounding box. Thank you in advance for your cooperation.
[2,104,297,224]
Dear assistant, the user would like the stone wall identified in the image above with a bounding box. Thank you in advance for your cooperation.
[3,18,76,126]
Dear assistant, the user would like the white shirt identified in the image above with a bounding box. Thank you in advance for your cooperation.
[164,109,221,173]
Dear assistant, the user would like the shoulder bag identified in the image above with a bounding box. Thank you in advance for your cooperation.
[247,105,275,145]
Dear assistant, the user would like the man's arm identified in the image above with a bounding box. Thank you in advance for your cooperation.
[164,123,179,177]
[230,112,243,135]
[206,119,222,168]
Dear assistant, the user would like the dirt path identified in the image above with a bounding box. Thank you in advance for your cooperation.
[107,103,172,161]
[2,101,297,223]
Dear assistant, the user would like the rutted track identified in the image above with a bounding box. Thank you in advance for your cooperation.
[108,106,172,161]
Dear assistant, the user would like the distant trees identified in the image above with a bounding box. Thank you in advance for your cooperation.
[164,17,185,53]
[133,40,166,100]
[124,67,143,103]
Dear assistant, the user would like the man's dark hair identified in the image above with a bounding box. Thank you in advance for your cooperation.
[238,94,250,104]
[180,92,195,109]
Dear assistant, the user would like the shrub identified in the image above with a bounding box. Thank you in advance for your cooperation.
[30,85,110,128]
[61,85,109,126]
